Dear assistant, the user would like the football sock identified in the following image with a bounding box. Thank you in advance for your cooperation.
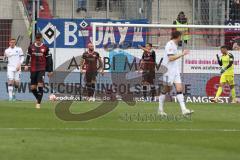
[159,94,166,112]
[8,84,13,99]
[91,83,95,97]
[150,85,156,99]
[231,87,236,99]
[86,84,92,97]
[176,92,187,111]
[31,88,39,101]
[143,86,147,99]
[37,87,44,104]
[216,86,223,98]
[13,85,19,98]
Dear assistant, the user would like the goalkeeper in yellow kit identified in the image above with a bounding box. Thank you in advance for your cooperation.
[211,46,236,103]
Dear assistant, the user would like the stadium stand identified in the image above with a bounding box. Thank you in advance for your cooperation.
[229,0,240,21]
[0,0,13,57]
[24,0,52,18]
[0,20,12,57]
[0,0,238,56]
[0,0,30,57]
[45,0,192,23]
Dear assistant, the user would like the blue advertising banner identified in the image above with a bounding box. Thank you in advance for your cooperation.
[37,18,148,48]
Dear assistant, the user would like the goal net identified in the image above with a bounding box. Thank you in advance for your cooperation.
[89,23,240,103]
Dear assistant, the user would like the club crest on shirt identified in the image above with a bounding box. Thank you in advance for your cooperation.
[41,48,45,53]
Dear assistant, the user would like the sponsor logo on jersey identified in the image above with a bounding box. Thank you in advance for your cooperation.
[33,53,44,56]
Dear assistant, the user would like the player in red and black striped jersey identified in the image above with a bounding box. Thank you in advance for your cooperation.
[80,42,103,101]
[139,43,156,102]
[24,33,53,109]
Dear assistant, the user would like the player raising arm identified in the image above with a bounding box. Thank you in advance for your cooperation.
[79,42,104,102]
[211,46,236,103]
[158,31,194,116]
[139,43,156,102]
[4,38,24,101]
[24,33,53,109]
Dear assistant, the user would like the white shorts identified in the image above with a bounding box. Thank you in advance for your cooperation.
[7,70,21,81]
[162,73,182,86]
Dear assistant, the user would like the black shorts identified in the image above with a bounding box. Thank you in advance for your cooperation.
[85,71,98,83]
[142,70,155,84]
[30,71,45,85]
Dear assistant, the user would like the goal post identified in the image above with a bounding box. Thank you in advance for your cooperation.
[92,22,240,49]
[91,22,240,102]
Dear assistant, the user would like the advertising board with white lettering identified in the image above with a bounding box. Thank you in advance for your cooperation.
[37,18,148,48]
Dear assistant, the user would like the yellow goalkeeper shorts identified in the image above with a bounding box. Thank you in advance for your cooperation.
[220,74,235,85]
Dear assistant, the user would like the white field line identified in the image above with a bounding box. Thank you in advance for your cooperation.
[0,128,240,132]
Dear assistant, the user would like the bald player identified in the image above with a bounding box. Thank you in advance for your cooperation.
[80,43,104,101]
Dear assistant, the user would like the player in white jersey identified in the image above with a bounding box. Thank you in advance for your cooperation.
[4,39,24,101]
[158,31,194,116]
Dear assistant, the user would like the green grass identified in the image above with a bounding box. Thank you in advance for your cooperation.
[0,101,240,160]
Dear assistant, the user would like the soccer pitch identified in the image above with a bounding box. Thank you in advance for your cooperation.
[0,101,240,160]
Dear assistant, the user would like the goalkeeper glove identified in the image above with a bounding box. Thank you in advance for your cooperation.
[220,68,226,74]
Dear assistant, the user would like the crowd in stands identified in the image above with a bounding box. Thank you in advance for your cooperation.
[230,0,240,21]
[76,0,87,12]
[26,0,44,15]
[76,0,121,13]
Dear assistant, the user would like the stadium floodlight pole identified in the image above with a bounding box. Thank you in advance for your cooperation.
[32,0,36,42]
[37,0,40,18]
[192,0,195,49]
[53,0,56,17]
[157,0,160,23]
[126,0,129,19]
[72,0,75,19]
[198,0,202,24]
[106,0,110,18]
[221,1,227,45]
[227,0,230,20]
[86,0,89,17]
